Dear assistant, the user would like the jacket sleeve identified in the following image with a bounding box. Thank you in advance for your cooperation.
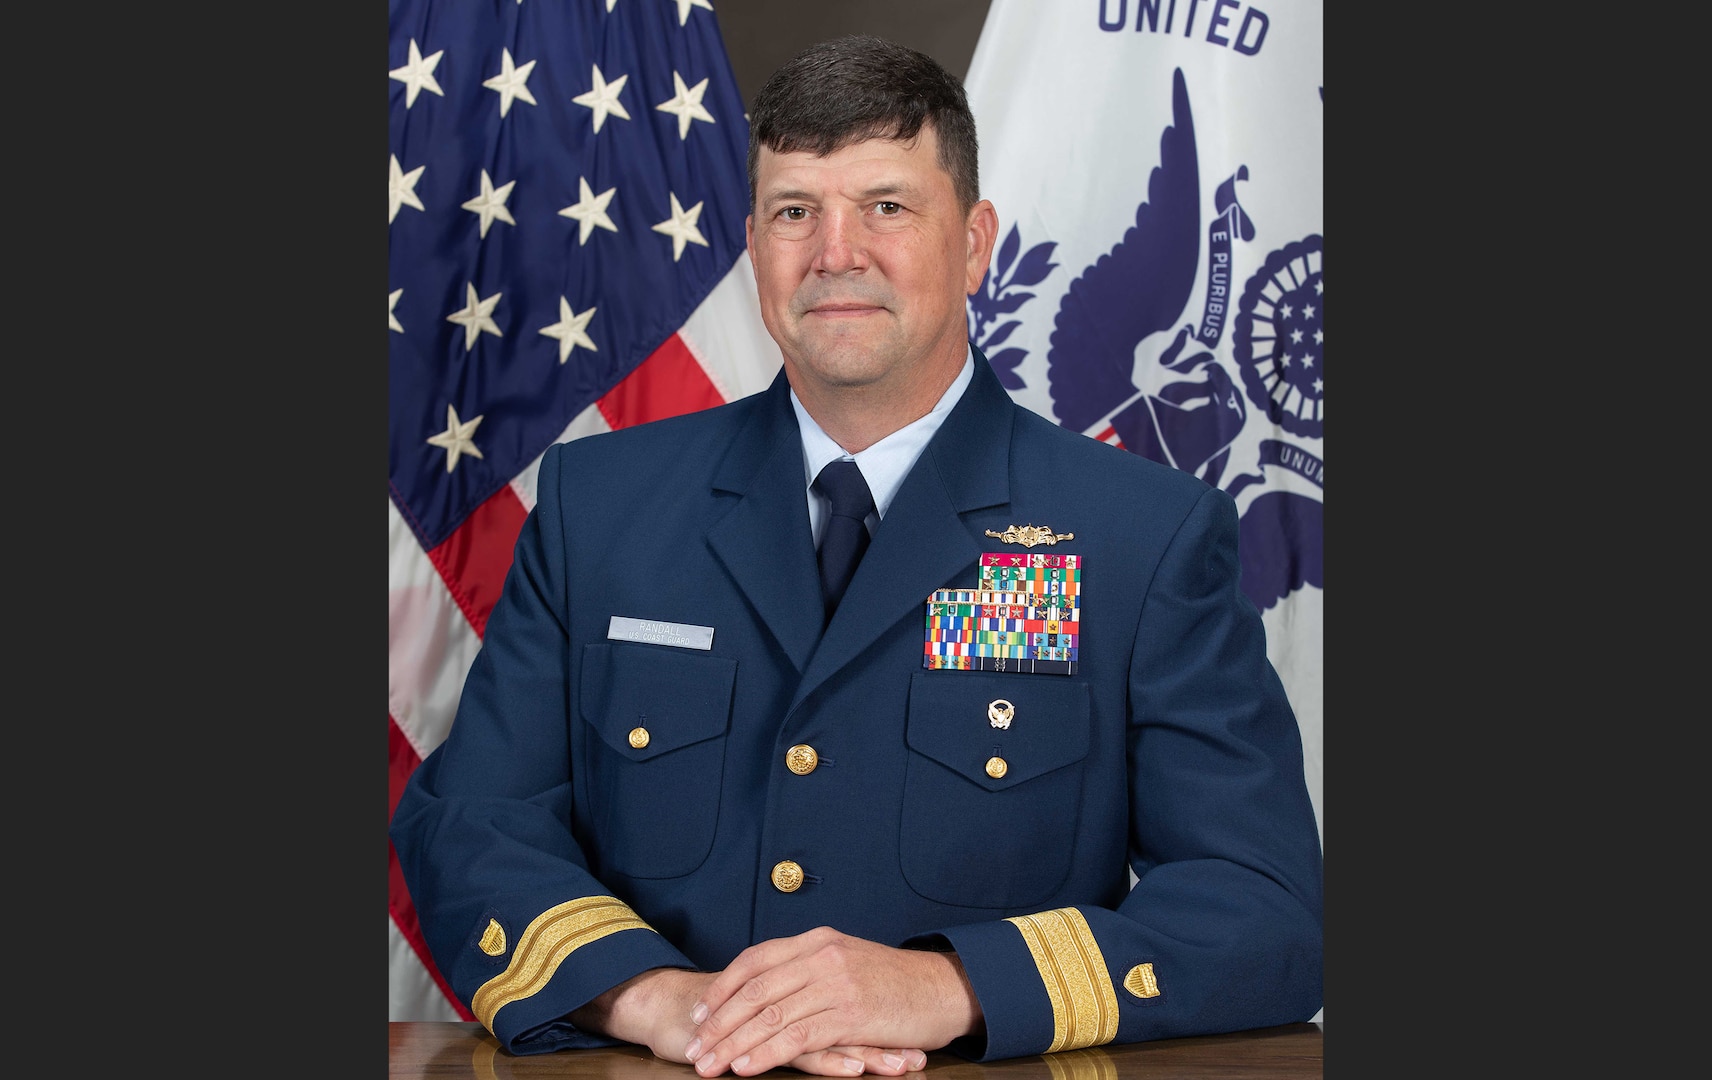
[389,443,695,1055]
[907,485,1323,1060]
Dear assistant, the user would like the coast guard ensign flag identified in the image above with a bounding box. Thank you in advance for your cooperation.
[387,0,777,1020]
[962,0,1324,845]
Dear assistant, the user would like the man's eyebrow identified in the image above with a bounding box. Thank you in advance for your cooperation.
[759,187,815,210]
[858,183,913,201]
[759,181,919,211]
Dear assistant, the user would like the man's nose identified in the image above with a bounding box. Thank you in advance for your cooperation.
[812,209,866,275]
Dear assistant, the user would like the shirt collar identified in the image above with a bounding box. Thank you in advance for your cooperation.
[792,347,975,542]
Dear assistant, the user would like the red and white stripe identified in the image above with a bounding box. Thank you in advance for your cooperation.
[387,257,779,1019]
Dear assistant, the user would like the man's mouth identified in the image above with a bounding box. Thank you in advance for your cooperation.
[805,302,884,318]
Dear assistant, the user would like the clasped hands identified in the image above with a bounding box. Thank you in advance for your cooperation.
[574,927,981,1076]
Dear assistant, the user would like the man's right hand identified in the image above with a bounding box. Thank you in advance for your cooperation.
[572,967,926,1076]
[571,967,712,1061]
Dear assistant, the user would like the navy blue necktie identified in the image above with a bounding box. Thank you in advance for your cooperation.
[813,459,874,622]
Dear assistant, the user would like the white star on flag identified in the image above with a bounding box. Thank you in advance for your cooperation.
[389,38,445,108]
[655,72,716,140]
[671,0,714,26]
[539,297,599,364]
[557,177,619,244]
[389,288,404,333]
[389,155,426,223]
[651,192,709,262]
[425,404,485,473]
[483,48,538,117]
[445,282,504,350]
[461,170,518,238]
[572,64,631,133]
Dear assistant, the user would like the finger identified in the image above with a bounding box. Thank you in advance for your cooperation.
[689,960,819,1065]
[692,929,832,1023]
[709,1014,842,1077]
[782,1049,870,1077]
[825,1046,928,1076]
[704,992,911,1077]
[732,1036,929,1078]
[694,1001,828,1076]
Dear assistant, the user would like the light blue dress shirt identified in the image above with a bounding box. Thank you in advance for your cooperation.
[790,349,975,549]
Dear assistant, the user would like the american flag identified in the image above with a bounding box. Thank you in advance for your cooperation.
[387,0,778,1020]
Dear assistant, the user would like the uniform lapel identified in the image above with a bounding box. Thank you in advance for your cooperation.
[793,350,1016,708]
[706,372,823,674]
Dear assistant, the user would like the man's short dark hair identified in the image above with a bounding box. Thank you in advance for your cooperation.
[746,34,980,215]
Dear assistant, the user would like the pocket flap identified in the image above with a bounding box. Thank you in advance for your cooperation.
[581,642,736,760]
[905,672,1090,790]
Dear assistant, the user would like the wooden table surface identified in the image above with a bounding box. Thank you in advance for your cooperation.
[390,1021,1322,1079]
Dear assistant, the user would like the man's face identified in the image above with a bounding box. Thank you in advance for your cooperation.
[746,124,995,399]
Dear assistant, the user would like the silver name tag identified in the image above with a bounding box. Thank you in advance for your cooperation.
[606,616,714,651]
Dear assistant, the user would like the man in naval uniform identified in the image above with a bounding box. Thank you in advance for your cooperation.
[390,33,1323,1076]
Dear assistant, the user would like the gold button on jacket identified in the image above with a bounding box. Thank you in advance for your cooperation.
[771,860,803,892]
[785,744,819,774]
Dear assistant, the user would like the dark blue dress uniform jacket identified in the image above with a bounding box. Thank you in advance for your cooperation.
[389,348,1324,1059]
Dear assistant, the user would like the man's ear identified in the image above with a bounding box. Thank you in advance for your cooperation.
[745,213,756,272]
[964,200,999,295]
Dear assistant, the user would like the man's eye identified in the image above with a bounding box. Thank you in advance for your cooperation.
[780,207,807,221]
[875,202,902,215]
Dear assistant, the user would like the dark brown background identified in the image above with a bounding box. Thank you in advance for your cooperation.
[714,0,994,111]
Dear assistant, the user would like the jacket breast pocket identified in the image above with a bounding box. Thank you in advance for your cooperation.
[580,643,736,879]
[900,672,1091,909]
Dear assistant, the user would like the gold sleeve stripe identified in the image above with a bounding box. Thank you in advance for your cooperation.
[471,896,655,1029]
[1005,908,1121,1052]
